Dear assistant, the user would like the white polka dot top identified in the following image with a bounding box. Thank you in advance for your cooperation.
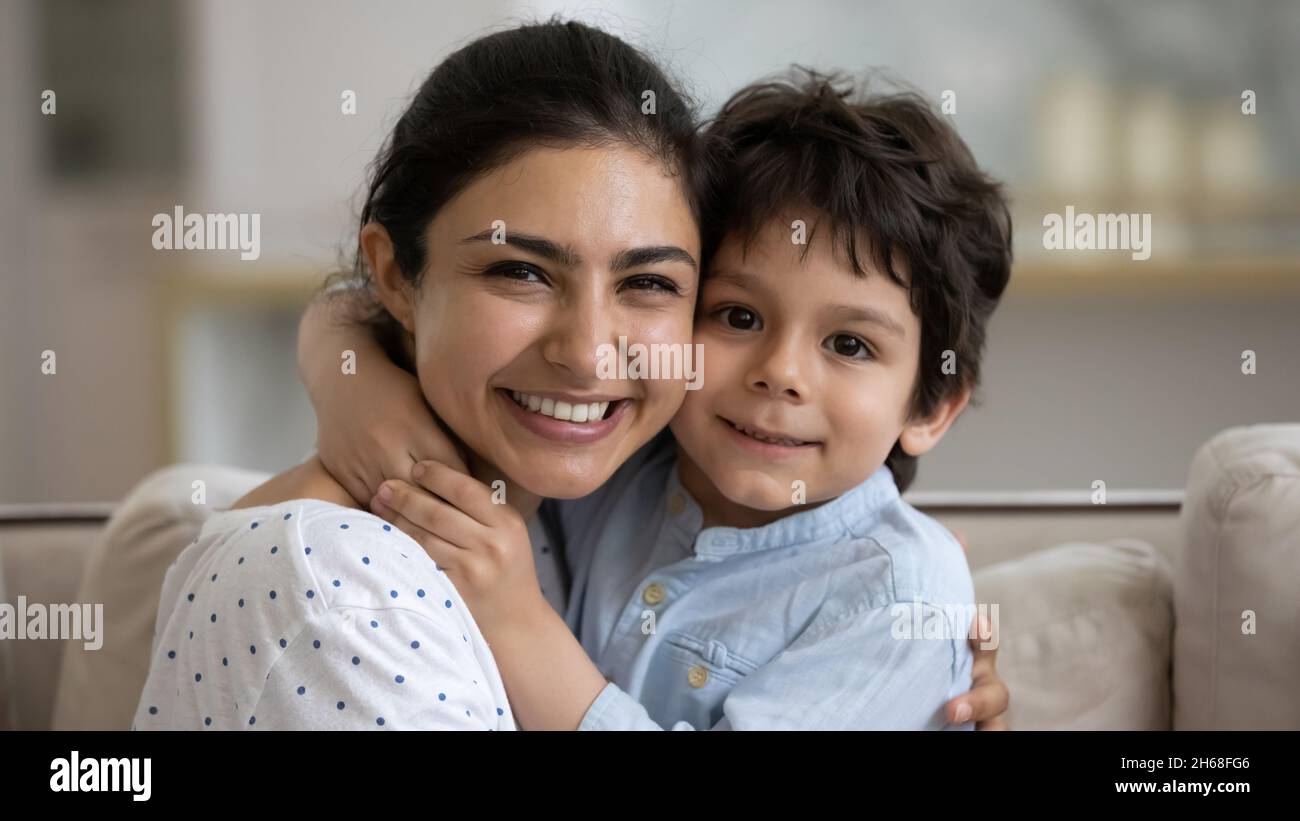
[131,499,558,730]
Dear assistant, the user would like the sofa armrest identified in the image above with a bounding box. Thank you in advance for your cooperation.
[1174,423,1300,729]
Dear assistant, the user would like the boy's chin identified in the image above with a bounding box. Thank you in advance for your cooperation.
[715,472,806,513]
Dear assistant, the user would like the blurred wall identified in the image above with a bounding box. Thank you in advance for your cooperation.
[2,0,1297,503]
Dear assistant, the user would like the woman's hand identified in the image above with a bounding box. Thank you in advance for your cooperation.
[298,288,467,505]
[372,461,547,634]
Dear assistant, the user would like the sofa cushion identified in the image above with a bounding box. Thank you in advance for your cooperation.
[1173,424,1300,730]
[50,464,268,730]
[973,538,1174,729]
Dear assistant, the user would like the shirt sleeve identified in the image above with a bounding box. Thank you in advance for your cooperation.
[578,601,972,731]
[247,605,511,730]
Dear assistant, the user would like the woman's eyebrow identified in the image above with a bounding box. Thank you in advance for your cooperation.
[460,230,696,273]
[459,230,578,267]
[611,245,697,273]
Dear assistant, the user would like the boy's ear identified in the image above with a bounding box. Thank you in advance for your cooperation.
[898,386,972,458]
[360,222,417,334]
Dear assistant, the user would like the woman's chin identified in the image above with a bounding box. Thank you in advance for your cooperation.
[513,468,609,500]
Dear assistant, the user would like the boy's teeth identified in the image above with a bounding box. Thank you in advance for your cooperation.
[730,420,807,446]
[510,391,610,424]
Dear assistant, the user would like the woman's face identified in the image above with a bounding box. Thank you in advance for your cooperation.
[377,145,699,499]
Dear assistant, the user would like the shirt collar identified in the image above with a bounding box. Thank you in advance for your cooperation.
[662,461,900,558]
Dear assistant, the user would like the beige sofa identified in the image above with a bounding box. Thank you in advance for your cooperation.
[2,424,1297,730]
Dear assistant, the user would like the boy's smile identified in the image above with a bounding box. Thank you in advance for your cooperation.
[670,215,943,528]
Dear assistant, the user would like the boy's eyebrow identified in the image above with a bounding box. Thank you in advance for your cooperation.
[709,269,765,290]
[826,304,907,338]
[460,230,696,272]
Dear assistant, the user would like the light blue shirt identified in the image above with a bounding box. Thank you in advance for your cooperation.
[543,431,976,730]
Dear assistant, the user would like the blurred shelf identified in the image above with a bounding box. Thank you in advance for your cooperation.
[161,262,329,306]
[1007,256,1300,297]
[1012,188,1300,222]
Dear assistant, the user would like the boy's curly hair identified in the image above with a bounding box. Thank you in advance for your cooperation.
[699,68,1013,492]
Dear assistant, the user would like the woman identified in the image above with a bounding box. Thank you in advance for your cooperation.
[133,19,703,730]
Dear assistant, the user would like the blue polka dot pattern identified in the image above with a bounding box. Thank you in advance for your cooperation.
[134,500,518,731]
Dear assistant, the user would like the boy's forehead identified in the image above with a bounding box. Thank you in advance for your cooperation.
[712,214,909,286]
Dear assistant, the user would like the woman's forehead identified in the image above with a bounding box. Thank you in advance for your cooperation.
[433,144,699,255]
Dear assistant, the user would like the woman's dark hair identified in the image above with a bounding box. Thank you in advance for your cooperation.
[698,68,1013,492]
[329,18,706,369]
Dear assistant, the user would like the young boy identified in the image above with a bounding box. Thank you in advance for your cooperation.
[314,71,1012,729]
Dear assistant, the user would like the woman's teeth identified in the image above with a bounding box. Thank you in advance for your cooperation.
[726,419,811,447]
[511,391,610,423]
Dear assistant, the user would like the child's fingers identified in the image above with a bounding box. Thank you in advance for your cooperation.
[963,654,1011,727]
[386,509,459,572]
[411,422,469,475]
[409,460,499,526]
[368,493,400,523]
[377,478,486,549]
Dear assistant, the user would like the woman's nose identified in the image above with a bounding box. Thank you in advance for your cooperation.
[540,289,615,381]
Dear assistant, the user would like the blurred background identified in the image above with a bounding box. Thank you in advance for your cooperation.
[1,0,1297,504]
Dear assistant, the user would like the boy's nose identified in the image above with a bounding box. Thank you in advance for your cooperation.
[747,343,808,401]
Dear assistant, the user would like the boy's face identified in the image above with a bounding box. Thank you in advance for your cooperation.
[670,217,930,513]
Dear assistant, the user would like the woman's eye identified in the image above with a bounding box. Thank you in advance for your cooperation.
[623,274,680,294]
[488,262,546,283]
[827,333,871,359]
[718,306,760,331]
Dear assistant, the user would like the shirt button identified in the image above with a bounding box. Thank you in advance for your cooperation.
[667,493,685,516]
[642,582,666,605]
[687,665,709,688]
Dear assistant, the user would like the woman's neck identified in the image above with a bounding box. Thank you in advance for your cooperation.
[466,452,542,521]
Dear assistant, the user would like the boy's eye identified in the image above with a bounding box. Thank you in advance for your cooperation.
[718,305,760,330]
[827,333,872,360]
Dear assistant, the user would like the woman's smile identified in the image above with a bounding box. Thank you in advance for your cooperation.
[496,387,633,444]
